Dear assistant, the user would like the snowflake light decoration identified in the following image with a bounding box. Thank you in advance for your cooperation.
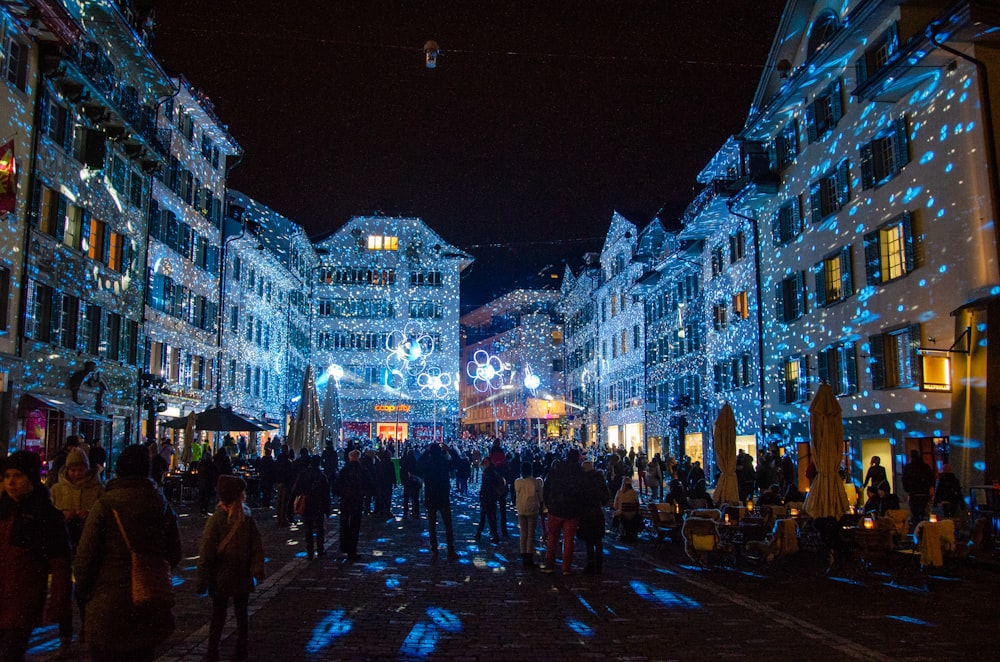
[417,367,452,399]
[467,349,504,393]
[385,323,435,390]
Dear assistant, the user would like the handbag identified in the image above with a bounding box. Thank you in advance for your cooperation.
[112,508,175,609]
[293,494,308,515]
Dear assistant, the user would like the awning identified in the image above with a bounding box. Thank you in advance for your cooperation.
[20,393,111,422]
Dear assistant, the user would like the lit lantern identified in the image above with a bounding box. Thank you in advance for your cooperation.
[789,508,799,517]
[863,518,875,529]
[724,513,730,524]
[746,500,754,512]
[929,514,938,523]
[424,41,440,68]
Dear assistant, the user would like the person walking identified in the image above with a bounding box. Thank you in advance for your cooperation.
[274,446,294,527]
[418,443,460,561]
[902,450,935,530]
[196,475,265,662]
[578,461,610,574]
[476,458,503,544]
[50,448,104,654]
[542,448,585,575]
[73,445,182,662]
[291,456,331,559]
[337,450,365,561]
[514,461,544,568]
[1,451,72,661]
[399,448,422,521]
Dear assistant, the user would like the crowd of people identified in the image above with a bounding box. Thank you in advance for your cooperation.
[1,431,974,661]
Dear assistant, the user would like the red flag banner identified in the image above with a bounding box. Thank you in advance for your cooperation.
[0,140,15,214]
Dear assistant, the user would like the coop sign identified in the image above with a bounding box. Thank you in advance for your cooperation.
[374,404,411,413]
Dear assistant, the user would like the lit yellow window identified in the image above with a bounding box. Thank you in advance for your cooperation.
[367,235,399,251]
[880,223,905,281]
[88,218,105,261]
[107,231,122,271]
[732,291,749,319]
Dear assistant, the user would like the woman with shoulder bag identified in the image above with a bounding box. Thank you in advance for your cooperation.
[73,445,182,662]
[197,475,265,662]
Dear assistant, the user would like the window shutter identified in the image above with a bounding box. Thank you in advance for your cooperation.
[55,194,67,243]
[869,334,886,390]
[810,181,822,222]
[830,79,844,124]
[49,291,63,342]
[794,270,806,318]
[817,347,830,385]
[774,281,785,322]
[792,198,803,236]
[814,261,828,307]
[860,142,875,189]
[844,341,858,394]
[901,211,916,272]
[148,200,160,238]
[837,160,850,207]
[894,114,910,171]
[841,245,854,298]
[855,55,869,87]
[886,22,900,59]
[863,230,881,285]
[799,356,811,403]
[122,240,133,274]
[778,362,788,404]
[771,210,783,246]
[908,323,923,387]
[805,100,818,144]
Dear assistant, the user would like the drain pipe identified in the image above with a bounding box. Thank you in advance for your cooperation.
[929,24,1000,282]
[726,195,769,448]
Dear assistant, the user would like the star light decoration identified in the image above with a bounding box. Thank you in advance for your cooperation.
[385,323,435,390]
[467,349,505,393]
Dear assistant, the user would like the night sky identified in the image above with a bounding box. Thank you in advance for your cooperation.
[144,1,785,306]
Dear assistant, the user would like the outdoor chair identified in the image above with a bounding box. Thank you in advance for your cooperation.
[883,509,910,539]
[617,501,643,541]
[681,516,727,565]
[646,503,680,546]
[745,518,799,563]
[689,508,721,521]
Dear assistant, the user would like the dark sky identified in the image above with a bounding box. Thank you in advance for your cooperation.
[144,1,785,306]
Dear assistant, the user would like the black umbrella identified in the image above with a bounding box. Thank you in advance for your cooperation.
[160,416,188,430]
[195,406,266,432]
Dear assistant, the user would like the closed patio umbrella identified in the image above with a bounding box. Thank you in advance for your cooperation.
[291,366,323,453]
[180,411,196,466]
[802,383,849,518]
[322,377,341,445]
[712,403,740,506]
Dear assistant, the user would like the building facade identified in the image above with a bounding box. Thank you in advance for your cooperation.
[312,216,471,445]
[143,78,240,440]
[459,289,565,440]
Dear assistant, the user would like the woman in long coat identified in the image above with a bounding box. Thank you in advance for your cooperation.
[74,445,182,662]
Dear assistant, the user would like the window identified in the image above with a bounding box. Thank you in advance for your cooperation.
[814,246,854,306]
[809,160,850,222]
[104,312,121,360]
[79,303,101,355]
[41,93,74,152]
[87,217,105,262]
[805,79,843,143]
[860,116,909,189]
[63,205,85,251]
[410,270,442,286]
[779,355,809,404]
[4,33,28,91]
[864,212,916,284]
[773,119,798,172]
[818,341,858,396]
[869,324,921,390]
[710,245,725,277]
[712,302,727,331]
[772,197,803,246]
[774,271,806,323]
[732,291,749,320]
[610,294,617,317]
[856,23,899,86]
[729,231,746,263]
[620,329,628,355]
[408,300,442,319]
[59,293,78,350]
[367,235,398,251]
[38,186,66,241]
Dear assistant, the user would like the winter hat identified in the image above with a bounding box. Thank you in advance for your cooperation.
[3,451,42,484]
[65,447,90,470]
[216,475,246,504]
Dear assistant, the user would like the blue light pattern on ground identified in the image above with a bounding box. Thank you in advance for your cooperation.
[306,609,352,654]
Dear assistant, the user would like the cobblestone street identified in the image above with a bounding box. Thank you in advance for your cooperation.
[28,488,1000,661]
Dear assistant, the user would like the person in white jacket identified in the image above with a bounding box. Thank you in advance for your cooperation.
[514,462,544,568]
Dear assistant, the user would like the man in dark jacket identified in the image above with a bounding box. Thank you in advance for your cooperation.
[542,448,585,575]
[257,446,276,508]
[902,450,935,529]
[337,450,365,560]
[417,443,460,561]
[292,456,331,559]
[274,447,295,527]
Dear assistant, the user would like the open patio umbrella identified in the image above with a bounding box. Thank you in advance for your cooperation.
[712,403,740,506]
[290,366,323,453]
[180,411,196,465]
[802,383,849,518]
[195,405,266,432]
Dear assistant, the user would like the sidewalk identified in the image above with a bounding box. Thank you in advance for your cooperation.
[27,486,1000,661]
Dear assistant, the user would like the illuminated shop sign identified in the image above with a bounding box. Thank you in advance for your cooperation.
[374,404,412,413]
